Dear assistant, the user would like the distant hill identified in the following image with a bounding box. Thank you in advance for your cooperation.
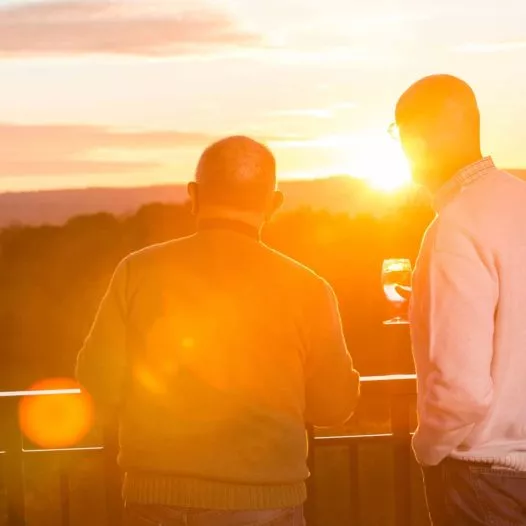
[0,176,405,227]
[0,184,188,227]
[0,169,524,228]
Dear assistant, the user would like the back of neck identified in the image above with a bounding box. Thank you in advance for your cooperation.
[197,208,263,230]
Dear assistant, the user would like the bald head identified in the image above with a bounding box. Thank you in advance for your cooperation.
[395,74,482,190]
[396,74,479,128]
[194,136,277,212]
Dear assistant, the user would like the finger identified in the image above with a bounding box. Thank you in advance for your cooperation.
[395,285,412,300]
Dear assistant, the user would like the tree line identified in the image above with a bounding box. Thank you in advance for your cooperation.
[0,200,434,392]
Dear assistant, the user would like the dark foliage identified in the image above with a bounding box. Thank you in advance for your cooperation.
[0,201,434,391]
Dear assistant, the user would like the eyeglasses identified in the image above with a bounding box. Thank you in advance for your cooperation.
[387,122,400,141]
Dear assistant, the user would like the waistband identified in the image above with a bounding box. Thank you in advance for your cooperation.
[123,472,307,510]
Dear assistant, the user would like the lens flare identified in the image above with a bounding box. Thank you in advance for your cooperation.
[19,378,94,449]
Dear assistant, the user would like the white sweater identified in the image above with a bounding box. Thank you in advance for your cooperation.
[410,157,526,469]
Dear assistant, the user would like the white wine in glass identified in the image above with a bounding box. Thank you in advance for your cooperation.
[382,258,412,325]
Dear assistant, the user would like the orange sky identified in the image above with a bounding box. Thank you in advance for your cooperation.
[0,0,525,192]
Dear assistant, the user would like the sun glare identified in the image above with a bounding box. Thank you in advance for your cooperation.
[347,133,411,191]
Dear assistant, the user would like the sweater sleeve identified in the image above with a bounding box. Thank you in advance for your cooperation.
[410,220,498,466]
[75,258,129,412]
[304,279,360,427]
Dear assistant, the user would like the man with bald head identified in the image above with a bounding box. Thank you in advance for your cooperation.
[76,135,360,526]
[396,75,526,524]
[190,135,282,215]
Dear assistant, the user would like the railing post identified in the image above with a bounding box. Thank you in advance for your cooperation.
[4,398,25,526]
[390,392,412,526]
[103,419,123,526]
[305,425,317,526]
[348,442,361,525]
[59,457,70,526]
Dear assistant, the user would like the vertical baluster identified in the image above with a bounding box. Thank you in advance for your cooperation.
[5,398,25,526]
[59,455,70,526]
[103,420,122,526]
[305,425,317,526]
[390,391,412,526]
[348,440,361,525]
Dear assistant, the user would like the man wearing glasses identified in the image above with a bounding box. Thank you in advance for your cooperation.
[394,75,526,524]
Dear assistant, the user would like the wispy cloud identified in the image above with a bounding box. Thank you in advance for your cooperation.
[269,109,333,119]
[267,102,357,119]
[0,123,310,177]
[455,41,526,54]
[269,134,359,149]
[0,160,160,177]
[0,123,214,159]
[331,102,358,110]
[0,0,259,57]
[0,123,215,176]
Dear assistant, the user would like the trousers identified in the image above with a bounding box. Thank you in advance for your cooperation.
[422,458,526,525]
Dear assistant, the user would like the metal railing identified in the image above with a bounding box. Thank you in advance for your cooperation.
[306,374,417,526]
[0,389,122,526]
[0,374,417,526]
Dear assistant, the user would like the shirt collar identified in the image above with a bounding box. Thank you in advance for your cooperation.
[197,218,260,240]
[433,156,495,213]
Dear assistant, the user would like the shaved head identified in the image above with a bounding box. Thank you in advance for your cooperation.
[194,136,277,212]
[396,74,479,128]
[395,74,482,190]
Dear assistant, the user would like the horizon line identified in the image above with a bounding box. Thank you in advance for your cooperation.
[0,172,375,196]
[1,167,525,197]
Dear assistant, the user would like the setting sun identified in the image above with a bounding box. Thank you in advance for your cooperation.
[347,133,412,191]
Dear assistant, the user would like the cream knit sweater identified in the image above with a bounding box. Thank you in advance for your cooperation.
[410,157,526,469]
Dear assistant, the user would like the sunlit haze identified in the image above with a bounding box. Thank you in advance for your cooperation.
[0,0,525,193]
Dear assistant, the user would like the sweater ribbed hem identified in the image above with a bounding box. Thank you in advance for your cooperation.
[123,472,307,510]
[450,451,526,472]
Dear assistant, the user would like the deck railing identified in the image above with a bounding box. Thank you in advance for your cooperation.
[306,375,417,526]
[0,374,417,526]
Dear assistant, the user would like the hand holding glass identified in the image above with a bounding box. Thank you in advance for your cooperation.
[382,258,412,325]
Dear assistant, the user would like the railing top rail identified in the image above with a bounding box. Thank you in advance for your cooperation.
[0,374,417,398]
[0,388,82,398]
[360,374,415,382]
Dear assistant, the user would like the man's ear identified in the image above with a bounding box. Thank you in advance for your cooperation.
[187,182,198,215]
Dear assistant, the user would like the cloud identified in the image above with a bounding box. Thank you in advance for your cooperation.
[0,123,213,157]
[455,41,526,54]
[267,102,357,119]
[0,123,215,176]
[0,160,158,176]
[269,109,333,119]
[0,123,310,177]
[0,0,259,57]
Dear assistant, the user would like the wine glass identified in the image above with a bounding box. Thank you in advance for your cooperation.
[381,258,412,325]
